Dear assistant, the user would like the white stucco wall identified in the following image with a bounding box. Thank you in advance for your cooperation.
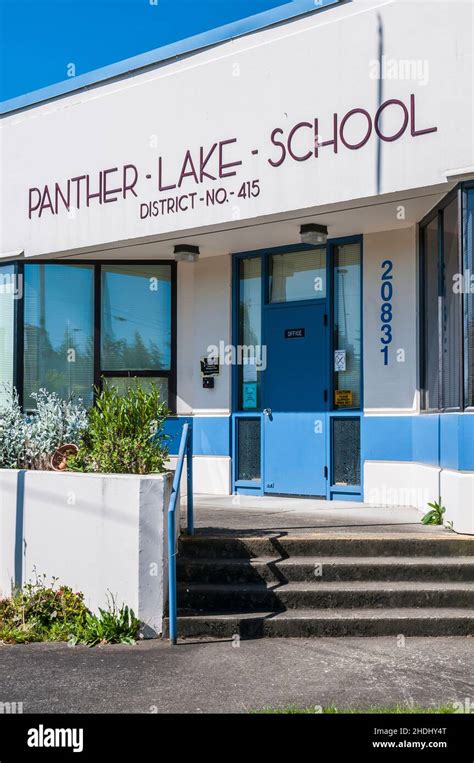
[364,460,474,535]
[0,470,173,636]
[1,0,472,258]
[168,455,231,496]
[363,226,418,412]
[177,254,231,414]
[441,469,474,536]
[364,460,440,511]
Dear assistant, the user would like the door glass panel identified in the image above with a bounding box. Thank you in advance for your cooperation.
[103,376,168,405]
[237,418,261,481]
[24,264,94,409]
[238,257,262,410]
[269,248,326,303]
[333,242,361,409]
[101,264,172,371]
[0,264,15,406]
[333,417,360,486]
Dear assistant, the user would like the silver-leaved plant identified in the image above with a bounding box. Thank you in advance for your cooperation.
[0,386,88,470]
[0,385,27,468]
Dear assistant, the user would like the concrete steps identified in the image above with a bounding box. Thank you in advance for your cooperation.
[177,556,474,583]
[177,581,474,611]
[165,533,474,639]
[168,608,474,638]
[178,534,474,558]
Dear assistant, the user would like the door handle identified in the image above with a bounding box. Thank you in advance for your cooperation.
[263,408,272,417]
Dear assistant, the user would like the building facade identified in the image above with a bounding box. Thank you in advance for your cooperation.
[1,0,473,532]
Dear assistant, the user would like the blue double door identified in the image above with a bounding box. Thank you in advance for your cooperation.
[262,301,328,496]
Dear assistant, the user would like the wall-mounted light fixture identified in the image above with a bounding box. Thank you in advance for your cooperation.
[173,244,200,262]
[300,223,328,246]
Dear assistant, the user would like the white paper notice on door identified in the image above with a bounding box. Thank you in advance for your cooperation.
[334,349,346,372]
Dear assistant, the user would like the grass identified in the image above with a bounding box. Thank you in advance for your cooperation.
[252,705,460,714]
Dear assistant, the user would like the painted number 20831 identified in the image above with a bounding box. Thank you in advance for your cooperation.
[380,260,393,366]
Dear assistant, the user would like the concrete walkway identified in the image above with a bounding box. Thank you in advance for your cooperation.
[0,637,472,714]
[181,495,446,536]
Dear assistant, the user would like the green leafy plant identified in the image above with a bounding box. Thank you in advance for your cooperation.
[0,385,26,468]
[0,571,88,644]
[0,573,139,646]
[70,596,139,647]
[421,497,446,526]
[68,382,169,474]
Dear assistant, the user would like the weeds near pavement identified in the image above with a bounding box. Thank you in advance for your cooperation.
[0,571,139,646]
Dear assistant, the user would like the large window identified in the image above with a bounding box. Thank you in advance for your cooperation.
[421,189,464,411]
[0,261,175,411]
[465,187,474,407]
[24,264,94,410]
[422,216,440,410]
[100,264,173,405]
[442,199,463,408]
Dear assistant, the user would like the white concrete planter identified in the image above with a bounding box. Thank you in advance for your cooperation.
[0,469,174,637]
[364,461,474,535]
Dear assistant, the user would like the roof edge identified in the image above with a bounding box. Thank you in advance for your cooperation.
[0,0,341,116]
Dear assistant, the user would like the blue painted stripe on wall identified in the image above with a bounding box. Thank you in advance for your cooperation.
[439,415,461,471]
[458,415,474,471]
[164,416,231,457]
[411,414,440,467]
[163,412,474,468]
[362,416,413,462]
[362,413,474,472]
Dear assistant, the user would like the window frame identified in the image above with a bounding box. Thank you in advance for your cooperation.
[329,237,363,413]
[462,181,474,411]
[419,184,466,412]
[2,259,177,413]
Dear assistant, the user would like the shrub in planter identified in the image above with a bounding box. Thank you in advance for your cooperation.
[0,386,26,468]
[68,383,169,474]
[25,389,88,470]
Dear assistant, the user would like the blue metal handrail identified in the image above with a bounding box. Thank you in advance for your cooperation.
[168,421,193,645]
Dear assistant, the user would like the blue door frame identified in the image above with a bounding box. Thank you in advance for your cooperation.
[231,237,363,500]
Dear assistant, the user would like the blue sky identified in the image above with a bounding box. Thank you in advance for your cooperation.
[0,0,297,102]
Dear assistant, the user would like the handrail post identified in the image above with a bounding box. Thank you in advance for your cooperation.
[168,509,177,645]
[167,421,192,645]
[187,421,194,536]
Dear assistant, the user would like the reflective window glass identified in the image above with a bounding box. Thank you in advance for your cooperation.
[269,248,326,303]
[24,264,94,409]
[333,242,361,409]
[101,264,172,371]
